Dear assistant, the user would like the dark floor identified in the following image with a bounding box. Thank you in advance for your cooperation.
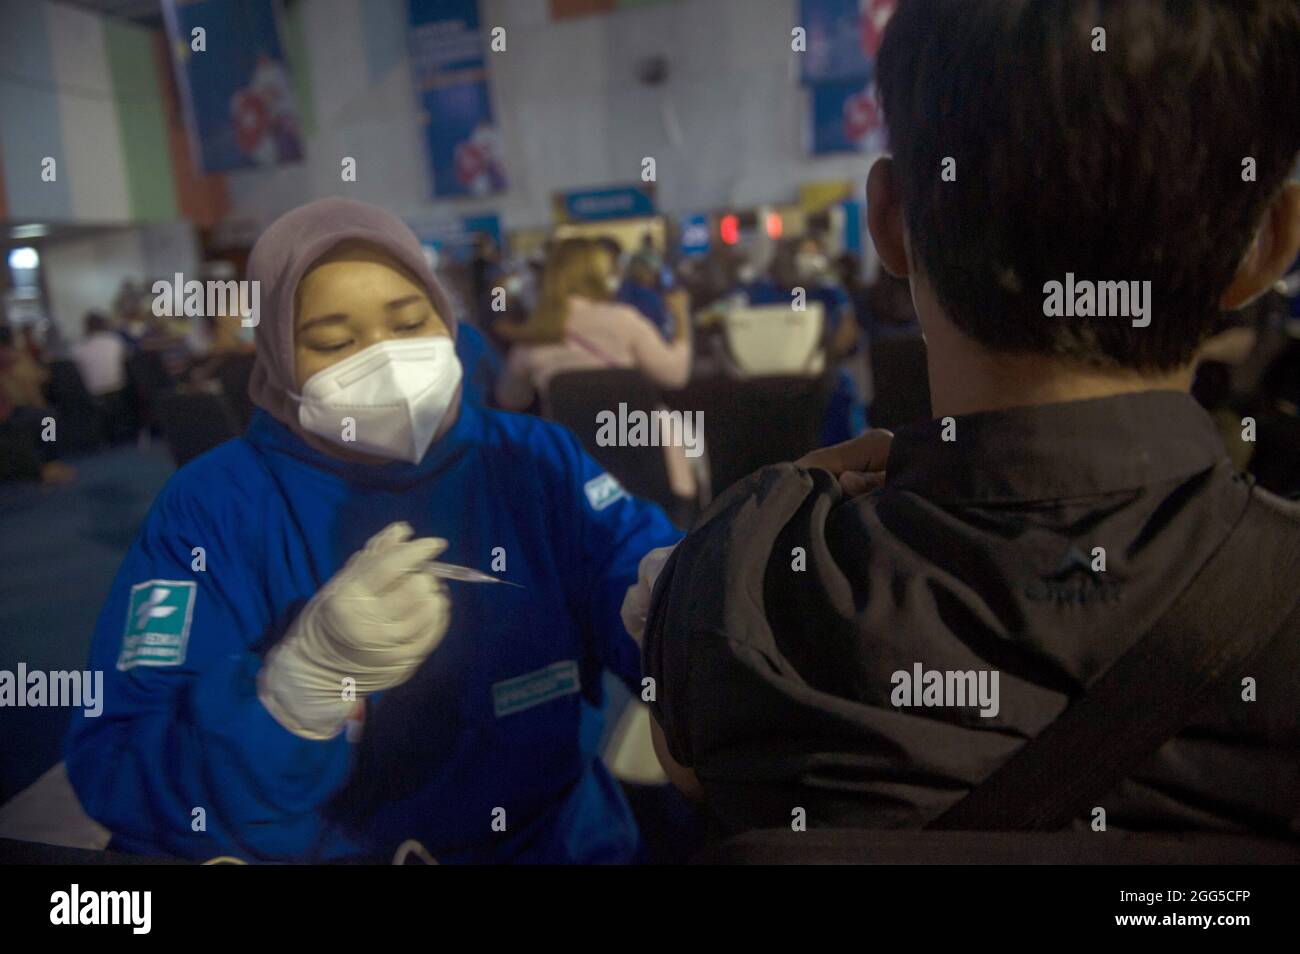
[0,444,176,804]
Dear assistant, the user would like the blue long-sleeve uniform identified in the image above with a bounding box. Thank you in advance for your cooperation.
[64,400,680,863]
[454,322,502,406]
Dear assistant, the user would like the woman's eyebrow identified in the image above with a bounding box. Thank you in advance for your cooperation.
[297,312,348,333]
[385,295,425,310]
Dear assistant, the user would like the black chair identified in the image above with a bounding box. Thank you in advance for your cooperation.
[214,352,257,428]
[0,430,43,482]
[153,390,241,468]
[1249,339,1300,499]
[869,334,931,431]
[44,359,104,454]
[545,369,696,526]
[692,828,1300,865]
[667,374,833,502]
[125,349,174,436]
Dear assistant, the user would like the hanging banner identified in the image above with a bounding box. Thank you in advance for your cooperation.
[798,0,898,86]
[549,0,673,19]
[162,0,305,173]
[408,0,507,198]
[808,76,887,155]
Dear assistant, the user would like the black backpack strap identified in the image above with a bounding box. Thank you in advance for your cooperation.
[930,488,1300,832]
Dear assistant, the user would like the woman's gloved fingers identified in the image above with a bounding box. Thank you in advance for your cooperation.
[381,569,443,621]
[359,575,449,636]
[359,538,450,595]
[363,521,415,554]
[378,593,450,648]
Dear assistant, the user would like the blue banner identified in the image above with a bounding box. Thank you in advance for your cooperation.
[162,0,305,173]
[799,0,897,85]
[808,76,887,155]
[555,185,655,222]
[408,0,507,198]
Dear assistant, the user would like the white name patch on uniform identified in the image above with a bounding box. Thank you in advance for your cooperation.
[492,660,580,717]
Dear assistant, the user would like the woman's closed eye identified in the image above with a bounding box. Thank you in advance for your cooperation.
[394,313,431,333]
[303,336,351,353]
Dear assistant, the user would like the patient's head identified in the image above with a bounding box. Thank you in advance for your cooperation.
[869,0,1300,372]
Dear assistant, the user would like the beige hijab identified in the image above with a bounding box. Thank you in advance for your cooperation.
[246,198,457,446]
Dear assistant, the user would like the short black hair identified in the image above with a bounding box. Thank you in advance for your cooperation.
[876,0,1300,370]
[84,311,109,335]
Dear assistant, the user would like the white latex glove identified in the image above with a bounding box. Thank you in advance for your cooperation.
[258,522,451,739]
[620,544,678,647]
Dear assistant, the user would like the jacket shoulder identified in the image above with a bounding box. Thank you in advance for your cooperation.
[150,437,273,527]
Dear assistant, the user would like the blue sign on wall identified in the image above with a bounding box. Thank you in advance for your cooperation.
[556,185,656,222]
[679,213,711,256]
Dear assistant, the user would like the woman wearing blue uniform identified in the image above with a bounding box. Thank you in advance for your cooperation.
[64,198,680,863]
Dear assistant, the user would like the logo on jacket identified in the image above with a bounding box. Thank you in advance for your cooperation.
[134,587,179,628]
[1024,544,1121,605]
[583,473,627,512]
[1050,545,1095,578]
[119,580,196,670]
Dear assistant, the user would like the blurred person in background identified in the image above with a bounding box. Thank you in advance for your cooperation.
[185,313,256,385]
[421,255,505,407]
[469,230,502,313]
[72,311,128,396]
[835,251,872,333]
[616,249,675,341]
[496,237,692,409]
[478,257,537,347]
[0,323,74,484]
[19,323,45,364]
[736,236,866,444]
[745,236,860,361]
[112,278,143,325]
[71,311,132,444]
[495,237,695,497]
[65,199,680,864]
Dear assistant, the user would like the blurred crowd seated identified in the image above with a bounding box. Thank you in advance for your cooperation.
[1,280,256,483]
[4,240,1297,517]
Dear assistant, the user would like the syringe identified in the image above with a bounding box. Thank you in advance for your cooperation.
[426,561,523,588]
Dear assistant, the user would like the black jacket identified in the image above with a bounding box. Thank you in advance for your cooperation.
[644,391,1300,837]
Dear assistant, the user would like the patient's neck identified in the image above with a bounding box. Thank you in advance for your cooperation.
[921,311,1194,420]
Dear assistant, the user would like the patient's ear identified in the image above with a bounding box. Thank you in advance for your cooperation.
[867,157,910,279]
[1220,181,1300,311]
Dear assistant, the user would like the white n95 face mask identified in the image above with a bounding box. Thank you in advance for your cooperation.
[295,337,463,463]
